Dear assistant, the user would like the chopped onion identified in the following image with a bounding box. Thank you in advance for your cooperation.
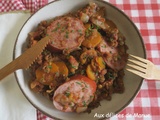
[80,13,89,23]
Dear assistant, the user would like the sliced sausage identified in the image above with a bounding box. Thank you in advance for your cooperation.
[46,16,85,52]
[97,39,127,71]
[53,75,96,113]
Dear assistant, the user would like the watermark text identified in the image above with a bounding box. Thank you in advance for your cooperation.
[94,112,151,119]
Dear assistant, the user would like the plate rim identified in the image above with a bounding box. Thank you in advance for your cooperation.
[13,0,146,119]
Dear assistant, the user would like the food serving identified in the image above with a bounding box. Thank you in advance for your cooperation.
[28,2,128,113]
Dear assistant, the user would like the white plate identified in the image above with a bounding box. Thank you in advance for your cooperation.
[14,0,146,119]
